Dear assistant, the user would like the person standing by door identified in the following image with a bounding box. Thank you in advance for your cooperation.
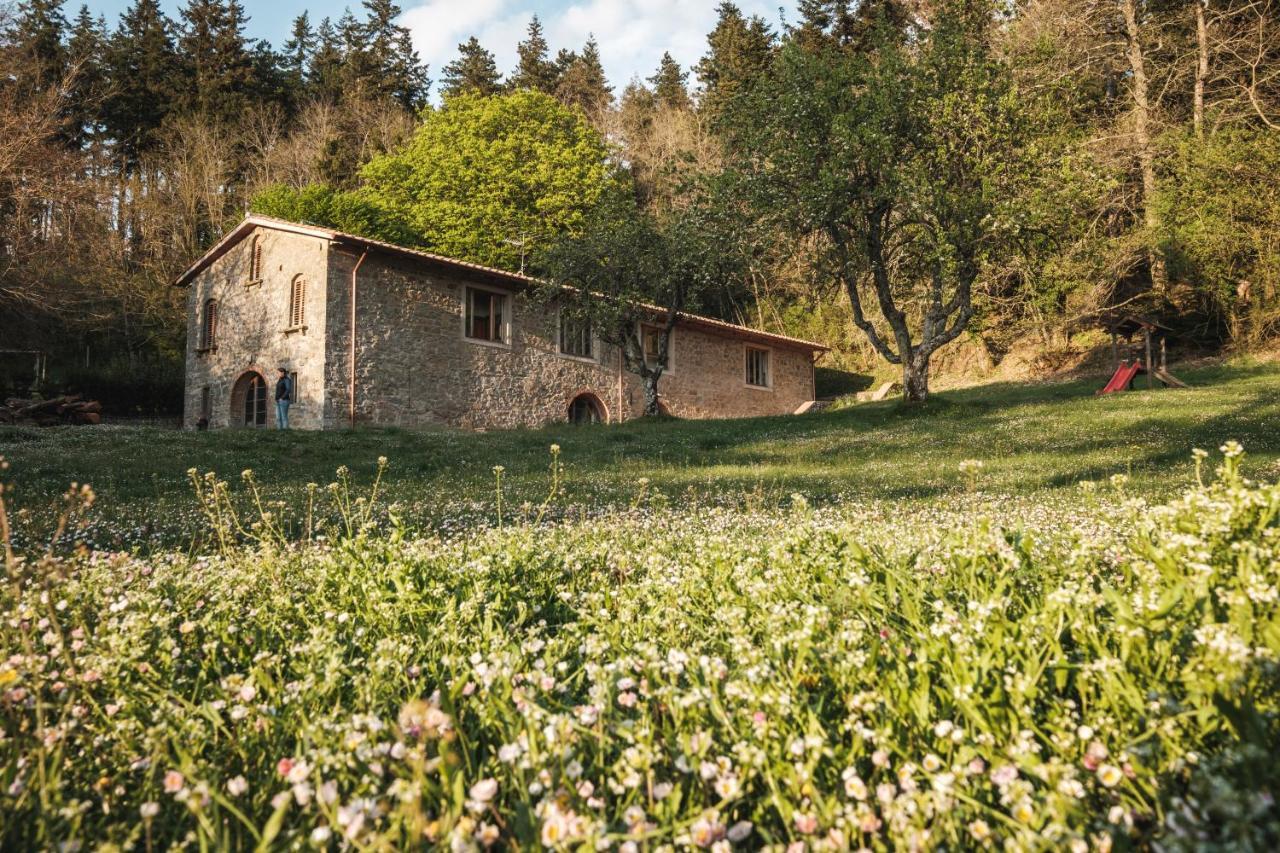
[275,367,293,430]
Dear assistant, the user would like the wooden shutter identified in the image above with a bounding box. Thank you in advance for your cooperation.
[291,276,306,327]
[202,300,217,348]
[251,237,262,281]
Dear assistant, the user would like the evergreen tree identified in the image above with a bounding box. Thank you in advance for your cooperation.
[249,38,291,113]
[648,52,690,109]
[696,2,775,117]
[177,0,255,123]
[509,15,557,94]
[64,5,109,149]
[334,7,374,95]
[308,16,345,103]
[793,0,834,49]
[391,27,430,109]
[440,36,502,98]
[281,12,314,90]
[840,0,913,50]
[555,35,612,118]
[9,0,69,93]
[359,0,429,110]
[104,0,180,167]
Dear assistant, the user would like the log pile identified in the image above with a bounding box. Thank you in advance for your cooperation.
[0,395,103,426]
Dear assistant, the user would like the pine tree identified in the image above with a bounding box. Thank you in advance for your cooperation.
[249,38,291,113]
[648,52,690,109]
[555,35,612,118]
[104,0,180,167]
[509,15,558,94]
[308,17,345,103]
[440,36,502,98]
[792,0,834,50]
[176,0,255,123]
[282,12,314,90]
[391,27,430,109]
[360,0,429,110]
[840,0,913,50]
[9,0,69,93]
[696,2,775,117]
[334,8,377,97]
[65,5,109,149]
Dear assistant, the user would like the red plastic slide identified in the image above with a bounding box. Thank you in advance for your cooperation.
[1098,361,1141,395]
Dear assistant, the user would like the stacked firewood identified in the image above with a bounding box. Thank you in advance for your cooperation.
[0,395,102,426]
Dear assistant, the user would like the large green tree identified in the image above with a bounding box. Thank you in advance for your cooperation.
[289,90,618,270]
[728,2,1027,402]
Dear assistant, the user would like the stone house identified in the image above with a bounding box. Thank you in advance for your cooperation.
[175,215,827,431]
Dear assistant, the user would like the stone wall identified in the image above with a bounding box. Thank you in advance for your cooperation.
[324,247,816,430]
[182,227,330,429]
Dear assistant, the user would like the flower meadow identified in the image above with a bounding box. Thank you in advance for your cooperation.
[1,446,1278,851]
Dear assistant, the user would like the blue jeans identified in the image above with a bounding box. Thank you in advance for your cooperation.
[276,400,290,430]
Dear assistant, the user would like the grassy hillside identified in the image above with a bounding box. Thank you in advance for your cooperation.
[2,360,1278,550]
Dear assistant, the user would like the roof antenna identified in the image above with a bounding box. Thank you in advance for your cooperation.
[503,232,530,275]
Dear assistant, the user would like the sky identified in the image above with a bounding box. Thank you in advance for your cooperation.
[81,0,801,93]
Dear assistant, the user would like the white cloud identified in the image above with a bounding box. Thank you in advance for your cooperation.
[401,0,796,101]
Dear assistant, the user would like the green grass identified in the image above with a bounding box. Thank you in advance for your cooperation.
[3,360,1280,849]
[2,360,1278,549]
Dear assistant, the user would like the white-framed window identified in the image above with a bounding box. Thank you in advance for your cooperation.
[745,345,772,389]
[558,310,595,361]
[641,323,674,374]
[464,286,511,346]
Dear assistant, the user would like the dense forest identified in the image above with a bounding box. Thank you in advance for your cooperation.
[1,0,1277,410]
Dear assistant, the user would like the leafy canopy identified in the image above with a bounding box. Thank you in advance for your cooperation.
[359,90,617,270]
[252,91,618,270]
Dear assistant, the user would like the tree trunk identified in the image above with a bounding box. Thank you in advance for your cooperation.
[643,373,662,416]
[1194,1,1208,139]
[903,356,930,403]
[1121,0,1169,294]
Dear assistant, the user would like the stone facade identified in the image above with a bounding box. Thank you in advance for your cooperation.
[183,226,330,430]
[179,217,824,431]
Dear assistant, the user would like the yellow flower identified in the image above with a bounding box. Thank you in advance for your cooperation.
[0,669,17,687]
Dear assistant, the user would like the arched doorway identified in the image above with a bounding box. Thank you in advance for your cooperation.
[230,371,269,428]
[567,392,606,425]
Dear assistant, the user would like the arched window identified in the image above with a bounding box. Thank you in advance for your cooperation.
[249,235,263,282]
[568,393,605,425]
[231,371,268,428]
[290,275,306,327]
[200,299,218,350]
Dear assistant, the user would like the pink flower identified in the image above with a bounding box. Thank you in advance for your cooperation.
[163,770,185,794]
[276,758,295,779]
[794,812,818,834]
